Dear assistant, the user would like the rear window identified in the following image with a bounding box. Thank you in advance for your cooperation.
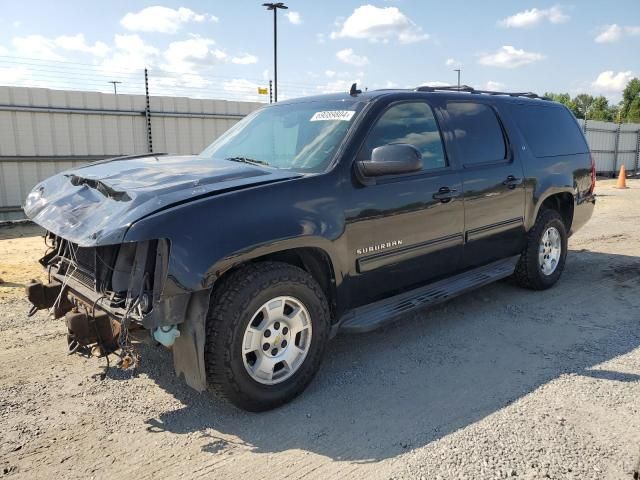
[446,102,507,165]
[509,104,589,158]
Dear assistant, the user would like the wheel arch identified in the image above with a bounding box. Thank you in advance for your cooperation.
[211,244,340,322]
[531,189,575,234]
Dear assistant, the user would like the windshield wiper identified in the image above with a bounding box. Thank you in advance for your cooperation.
[224,156,270,167]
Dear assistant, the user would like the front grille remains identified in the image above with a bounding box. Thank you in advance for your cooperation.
[59,242,97,290]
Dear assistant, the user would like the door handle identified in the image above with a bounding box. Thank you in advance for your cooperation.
[503,175,523,189]
[432,187,460,203]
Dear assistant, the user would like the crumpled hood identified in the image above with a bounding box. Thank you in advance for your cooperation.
[24,154,300,246]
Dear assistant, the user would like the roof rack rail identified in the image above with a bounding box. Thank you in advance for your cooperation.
[415,85,549,100]
[416,85,475,93]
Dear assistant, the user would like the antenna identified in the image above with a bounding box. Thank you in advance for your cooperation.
[349,83,362,96]
[108,80,122,95]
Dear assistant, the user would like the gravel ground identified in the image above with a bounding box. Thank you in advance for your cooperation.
[1,178,639,480]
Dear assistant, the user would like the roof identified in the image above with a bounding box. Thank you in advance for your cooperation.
[277,84,556,106]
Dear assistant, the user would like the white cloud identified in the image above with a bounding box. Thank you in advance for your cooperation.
[161,37,218,74]
[99,34,160,73]
[0,65,30,83]
[54,34,110,57]
[499,6,569,28]
[286,11,301,25]
[445,58,461,67]
[11,35,64,60]
[222,78,264,101]
[316,33,326,44]
[595,24,622,43]
[120,6,217,34]
[331,5,429,44]
[9,33,110,61]
[594,24,640,43]
[478,45,544,68]
[481,80,506,91]
[231,53,258,65]
[325,70,336,78]
[316,78,363,94]
[592,70,635,92]
[336,48,369,67]
[417,81,449,88]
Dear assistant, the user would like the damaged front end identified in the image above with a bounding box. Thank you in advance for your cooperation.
[26,233,185,369]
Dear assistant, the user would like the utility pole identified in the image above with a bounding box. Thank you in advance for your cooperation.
[108,80,122,95]
[453,69,461,90]
[263,2,287,102]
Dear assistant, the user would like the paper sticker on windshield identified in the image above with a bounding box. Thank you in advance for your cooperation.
[310,110,355,122]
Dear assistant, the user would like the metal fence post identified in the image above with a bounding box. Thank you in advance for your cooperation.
[144,68,153,153]
[269,80,273,104]
[612,123,621,176]
[635,127,640,175]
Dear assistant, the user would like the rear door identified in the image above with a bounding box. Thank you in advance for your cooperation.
[443,101,526,268]
[344,99,465,307]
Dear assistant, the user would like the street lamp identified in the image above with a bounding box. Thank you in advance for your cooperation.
[263,2,287,102]
[453,69,461,90]
[108,80,122,95]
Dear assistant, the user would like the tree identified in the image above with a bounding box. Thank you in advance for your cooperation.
[627,96,640,123]
[588,96,613,121]
[574,94,594,119]
[621,78,640,120]
[544,92,580,117]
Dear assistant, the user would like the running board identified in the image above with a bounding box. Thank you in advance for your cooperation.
[339,257,518,334]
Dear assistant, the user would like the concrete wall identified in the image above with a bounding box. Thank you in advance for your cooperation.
[0,86,262,220]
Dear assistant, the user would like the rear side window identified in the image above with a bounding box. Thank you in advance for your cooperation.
[446,102,507,165]
[509,104,589,158]
[360,102,447,171]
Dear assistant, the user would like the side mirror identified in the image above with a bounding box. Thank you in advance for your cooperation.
[357,144,422,178]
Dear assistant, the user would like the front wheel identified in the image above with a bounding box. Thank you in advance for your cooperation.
[513,209,568,290]
[205,262,330,411]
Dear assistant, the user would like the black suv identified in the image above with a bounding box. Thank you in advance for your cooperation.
[24,85,596,411]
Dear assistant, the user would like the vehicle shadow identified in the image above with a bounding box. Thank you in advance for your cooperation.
[0,223,44,241]
[136,248,640,463]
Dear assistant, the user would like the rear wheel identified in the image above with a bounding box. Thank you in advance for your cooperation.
[205,261,330,411]
[513,209,568,290]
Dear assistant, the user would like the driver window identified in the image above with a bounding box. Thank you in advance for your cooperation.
[359,102,446,171]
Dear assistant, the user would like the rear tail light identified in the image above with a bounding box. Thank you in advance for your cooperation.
[589,154,596,194]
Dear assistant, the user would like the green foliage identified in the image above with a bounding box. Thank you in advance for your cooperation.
[544,92,580,117]
[621,78,640,120]
[574,94,594,119]
[545,78,640,123]
[589,96,614,121]
[627,96,640,123]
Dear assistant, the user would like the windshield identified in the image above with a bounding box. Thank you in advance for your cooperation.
[200,100,364,173]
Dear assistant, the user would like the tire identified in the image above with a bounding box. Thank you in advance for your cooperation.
[205,261,330,411]
[513,209,568,290]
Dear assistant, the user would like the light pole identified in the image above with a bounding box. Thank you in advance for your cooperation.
[262,2,287,102]
[108,80,122,95]
[453,69,461,89]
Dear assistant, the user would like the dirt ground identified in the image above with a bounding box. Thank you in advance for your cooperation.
[1,179,639,480]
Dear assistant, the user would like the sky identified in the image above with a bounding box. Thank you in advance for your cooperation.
[0,1,638,103]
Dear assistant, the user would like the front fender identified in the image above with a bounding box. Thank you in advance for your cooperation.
[124,174,345,295]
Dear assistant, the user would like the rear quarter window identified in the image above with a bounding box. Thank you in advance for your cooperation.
[445,102,507,165]
[509,104,589,158]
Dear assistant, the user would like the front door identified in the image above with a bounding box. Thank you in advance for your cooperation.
[344,100,465,308]
[442,101,526,268]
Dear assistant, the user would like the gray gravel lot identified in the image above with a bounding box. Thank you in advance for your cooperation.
[1,178,639,479]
